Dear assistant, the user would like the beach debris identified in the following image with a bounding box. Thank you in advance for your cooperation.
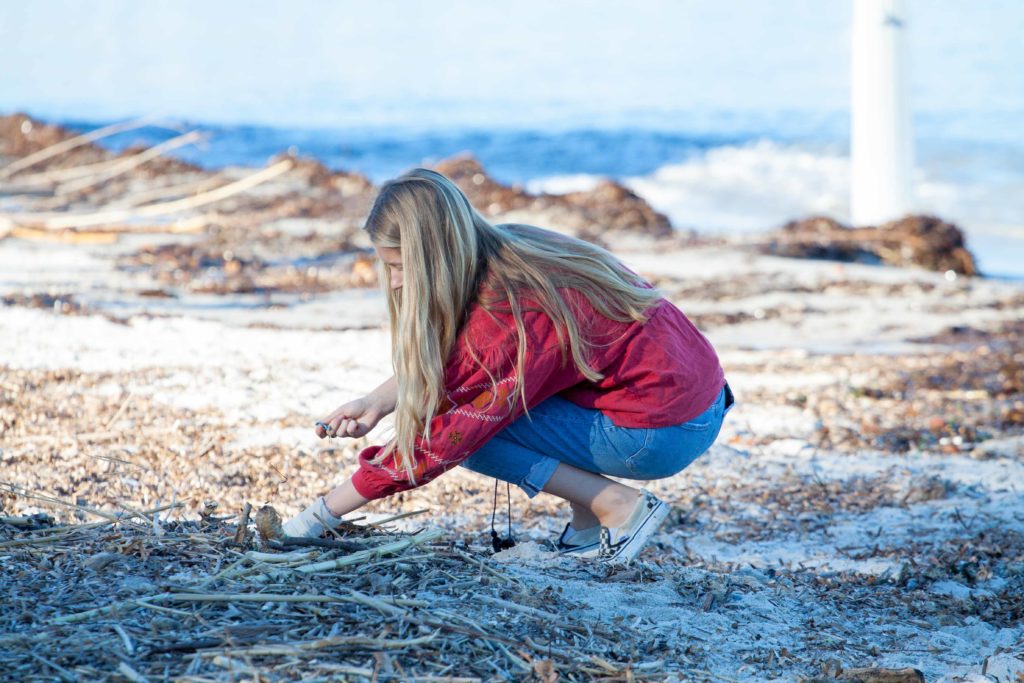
[758,214,978,275]
[434,154,673,241]
[0,114,158,177]
[233,501,252,545]
[817,667,926,683]
[0,492,675,681]
[254,504,285,543]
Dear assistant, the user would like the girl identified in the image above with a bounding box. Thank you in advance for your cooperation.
[284,169,732,563]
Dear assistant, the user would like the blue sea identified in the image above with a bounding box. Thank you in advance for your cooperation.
[2,0,1022,276]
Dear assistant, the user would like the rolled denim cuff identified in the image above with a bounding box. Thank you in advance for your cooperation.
[519,456,560,498]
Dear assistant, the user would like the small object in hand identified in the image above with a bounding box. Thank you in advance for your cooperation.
[315,421,332,437]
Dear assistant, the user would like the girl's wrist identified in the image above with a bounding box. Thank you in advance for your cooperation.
[366,391,395,420]
[323,479,369,517]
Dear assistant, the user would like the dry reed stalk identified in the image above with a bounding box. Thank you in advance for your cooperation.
[233,502,252,545]
[55,131,204,196]
[288,528,445,573]
[8,159,292,230]
[238,528,443,584]
[364,508,430,527]
[0,502,181,549]
[197,632,438,658]
[8,226,120,244]
[8,153,157,188]
[103,389,135,429]
[0,118,161,179]
[103,174,227,209]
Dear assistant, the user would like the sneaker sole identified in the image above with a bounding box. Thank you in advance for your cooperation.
[557,540,602,558]
[603,499,670,564]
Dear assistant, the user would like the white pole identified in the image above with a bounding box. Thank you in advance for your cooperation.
[850,0,914,226]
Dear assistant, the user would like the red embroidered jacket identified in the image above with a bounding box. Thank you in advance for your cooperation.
[350,290,724,500]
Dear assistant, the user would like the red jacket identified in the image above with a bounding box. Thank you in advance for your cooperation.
[351,289,724,500]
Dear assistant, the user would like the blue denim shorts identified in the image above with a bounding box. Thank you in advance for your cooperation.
[461,383,733,497]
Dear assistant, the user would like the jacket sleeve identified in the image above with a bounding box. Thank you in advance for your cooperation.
[350,314,581,501]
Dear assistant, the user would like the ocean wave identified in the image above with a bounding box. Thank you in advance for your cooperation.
[529,139,1024,276]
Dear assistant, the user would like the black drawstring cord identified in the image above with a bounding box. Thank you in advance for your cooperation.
[490,480,516,553]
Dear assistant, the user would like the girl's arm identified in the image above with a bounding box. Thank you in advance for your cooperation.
[288,378,397,536]
[366,375,398,417]
[324,478,368,517]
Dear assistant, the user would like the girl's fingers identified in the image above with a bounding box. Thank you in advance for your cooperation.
[315,413,368,439]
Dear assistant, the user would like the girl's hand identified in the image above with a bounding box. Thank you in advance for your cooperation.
[316,397,382,439]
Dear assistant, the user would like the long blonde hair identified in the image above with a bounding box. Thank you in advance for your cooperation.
[365,168,662,481]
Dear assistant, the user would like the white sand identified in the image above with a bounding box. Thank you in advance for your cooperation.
[2,235,1023,681]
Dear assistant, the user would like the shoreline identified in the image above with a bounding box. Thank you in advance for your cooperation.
[5,111,1023,279]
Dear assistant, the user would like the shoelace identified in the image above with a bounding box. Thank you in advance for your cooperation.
[490,480,516,553]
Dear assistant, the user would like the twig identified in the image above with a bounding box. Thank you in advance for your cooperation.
[103,389,135,430]
[233,503,252,545]
[0,117,164,179]
[56,131,204,196]
[117,662,149,683]
[196,633,438,658]
[112,623,135,655]
[267,536,367,552]
[365,508,430,527]
[9,159,293,230]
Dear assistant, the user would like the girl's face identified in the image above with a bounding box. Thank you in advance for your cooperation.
[374,245,403,290]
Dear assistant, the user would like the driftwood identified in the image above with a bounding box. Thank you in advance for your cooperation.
[54,130,204,196]
[5,158,292,231]
[0,117,162,179]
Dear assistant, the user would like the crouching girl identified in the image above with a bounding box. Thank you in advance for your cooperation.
[285,169,732,563]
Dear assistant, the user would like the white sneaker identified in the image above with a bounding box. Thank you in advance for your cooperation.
[555,522,602,557]
[597,489,670,564]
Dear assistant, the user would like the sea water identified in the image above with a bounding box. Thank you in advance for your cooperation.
[2,0,1022,277]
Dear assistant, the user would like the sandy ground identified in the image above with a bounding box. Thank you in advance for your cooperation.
[2,223,1024,681]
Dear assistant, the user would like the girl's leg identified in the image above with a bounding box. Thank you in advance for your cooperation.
[461,430,640,529]
[542,463,640,529]
[569,502,599,530]
[460,396,650,528]
[461,389,730,528]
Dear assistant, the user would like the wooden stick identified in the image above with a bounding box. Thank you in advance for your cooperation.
[0,500,181,548]
[267,536,368,552]
[103,389,135,429]
[196,633,438,657]
[55,131,204,196]
[10,155,135,187]
[8,226,119,244]
[105,174,225,209]
[365,508,430,527]
[290,528,445,574]
[233,502,252,545]
[0,117,162,179]
[8,158,293,230]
